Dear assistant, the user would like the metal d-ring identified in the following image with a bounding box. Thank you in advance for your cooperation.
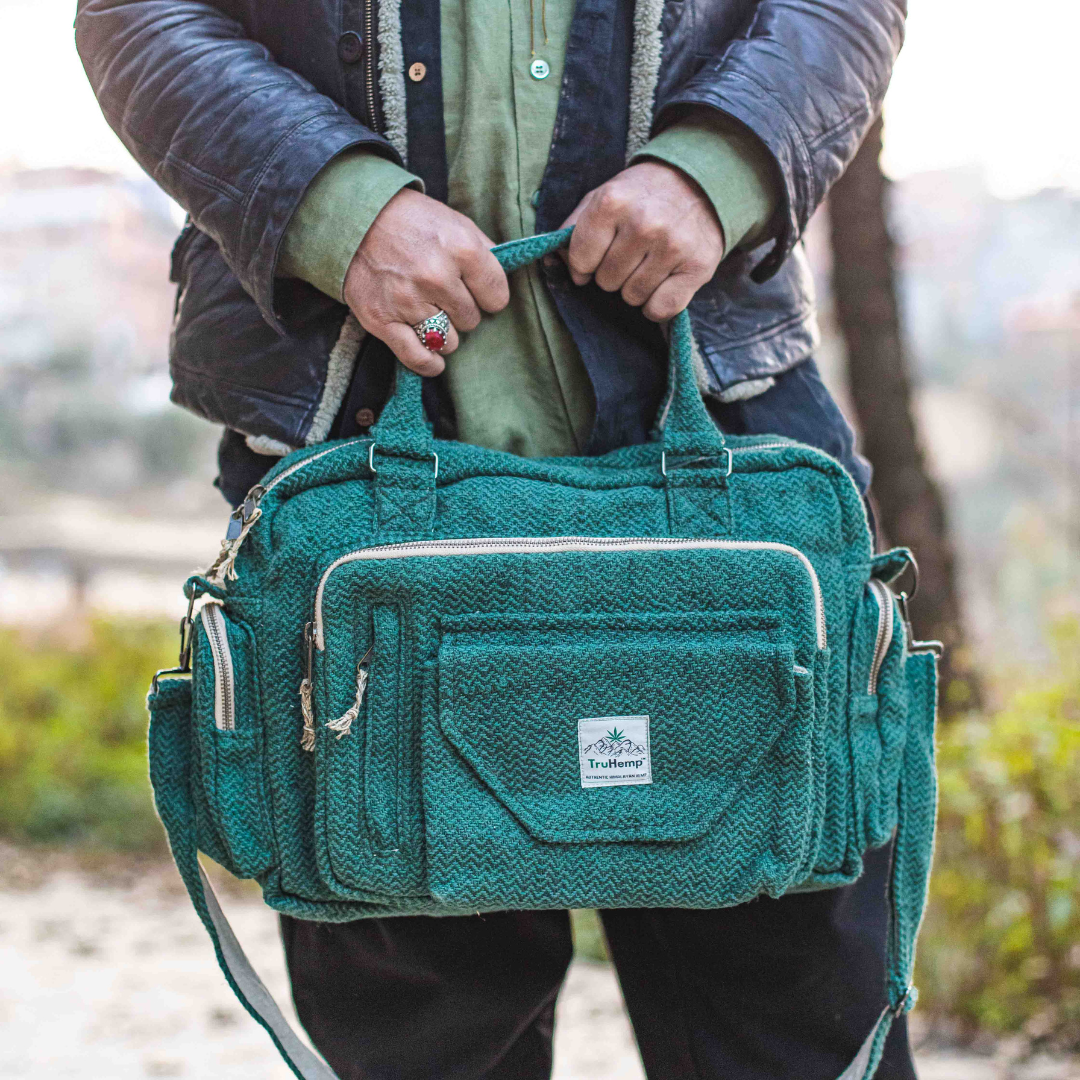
[896,550,920,601]
[368,442,438,479]
[661,447,732,478]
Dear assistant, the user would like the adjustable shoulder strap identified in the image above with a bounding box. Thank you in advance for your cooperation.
[199,866,339,1080]
[148,675,341,1080]
[836,648,938,1080]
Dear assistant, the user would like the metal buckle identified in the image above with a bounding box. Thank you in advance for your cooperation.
[889,551,942,654]
[660,447,732,478]
[368,442,438,479]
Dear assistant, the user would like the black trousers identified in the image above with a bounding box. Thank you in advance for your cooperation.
[281,841,916,1080]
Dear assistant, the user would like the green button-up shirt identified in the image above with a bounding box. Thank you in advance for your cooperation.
[279,0,777,457]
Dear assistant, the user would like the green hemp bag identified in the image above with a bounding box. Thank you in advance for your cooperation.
[147,230,939,1080]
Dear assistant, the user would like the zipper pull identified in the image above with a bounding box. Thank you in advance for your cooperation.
[325,646,373,741]
[224,507,245,543]
[207,485,266,585]
[299,621,316,752]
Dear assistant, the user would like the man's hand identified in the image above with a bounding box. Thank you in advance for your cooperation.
[343,188,509,375]
[560,160,725,322]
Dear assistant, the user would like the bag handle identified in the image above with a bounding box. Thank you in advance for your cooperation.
[368,228,727,470]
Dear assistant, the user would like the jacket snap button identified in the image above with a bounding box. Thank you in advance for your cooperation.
[529,58,550,80]
[355,408,376,429]
[408,62,427,82]
[338,31,364,64]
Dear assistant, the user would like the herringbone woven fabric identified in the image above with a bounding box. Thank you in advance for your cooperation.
[147,230,939,1080]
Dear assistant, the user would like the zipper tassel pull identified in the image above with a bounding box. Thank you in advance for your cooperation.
[207,488,264,586]
[299,621,316,752]
[325,647,373,741]
[299,679,316,752]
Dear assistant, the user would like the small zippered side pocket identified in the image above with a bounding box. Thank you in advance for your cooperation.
[202,602,236,731]
[866,579,895,696]
[191,603,273,879]
[848,580,909,849]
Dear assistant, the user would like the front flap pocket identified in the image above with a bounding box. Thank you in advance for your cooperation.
[438,625,799,844]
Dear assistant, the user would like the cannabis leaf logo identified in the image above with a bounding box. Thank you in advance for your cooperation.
[607,727,625,741]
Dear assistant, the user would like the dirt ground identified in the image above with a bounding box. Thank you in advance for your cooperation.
[0,850,1076,1080]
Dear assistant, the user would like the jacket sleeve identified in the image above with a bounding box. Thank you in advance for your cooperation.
[278,150,422,302]
[656,0,906,282]
[75,0,398,330]
[632,109,780,255]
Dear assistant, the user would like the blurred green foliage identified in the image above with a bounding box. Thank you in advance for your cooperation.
[1,616,1078,1045]
[916,619,1080,1047]
[0,619,172,850]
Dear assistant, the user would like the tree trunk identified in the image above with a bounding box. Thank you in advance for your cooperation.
[828,115,976,712]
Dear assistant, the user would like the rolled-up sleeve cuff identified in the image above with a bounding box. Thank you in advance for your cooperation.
[278,150,423,302]
[632,110,780,256]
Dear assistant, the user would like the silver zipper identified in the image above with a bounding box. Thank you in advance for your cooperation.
[207,440,364,583]
[202,602,236,731]
[731,442,791,453]
[264,440,358,495]
[313,536,827,651]
[208,438,824,584]
[866,579,894,695]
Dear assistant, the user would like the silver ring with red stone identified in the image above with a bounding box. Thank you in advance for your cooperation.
[413,310,451,352]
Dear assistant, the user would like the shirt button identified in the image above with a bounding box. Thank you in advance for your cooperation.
[337,31,363,65]
[530,58,550,80]
[408,61,427,82]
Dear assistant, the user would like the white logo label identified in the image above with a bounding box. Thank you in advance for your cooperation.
[578,715,652,788]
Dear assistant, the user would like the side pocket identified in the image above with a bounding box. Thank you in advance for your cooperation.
[848,580,909,849]
[147,674,197,857]
[191,603,274,879]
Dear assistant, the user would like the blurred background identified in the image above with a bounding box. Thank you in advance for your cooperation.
[1,0,1078,1077]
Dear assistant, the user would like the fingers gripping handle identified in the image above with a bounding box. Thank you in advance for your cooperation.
[370,227,724,462]
[368,232,575,462]
[490,227,575,273]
